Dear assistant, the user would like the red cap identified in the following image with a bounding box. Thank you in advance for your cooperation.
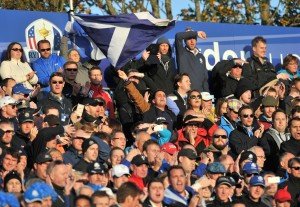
[274,187,292,202]
[161,143,177,155]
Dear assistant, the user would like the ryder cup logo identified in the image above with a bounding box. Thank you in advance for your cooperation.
[24,18,62,62]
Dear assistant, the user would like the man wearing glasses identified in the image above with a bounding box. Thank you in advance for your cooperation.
[206,128,230,159]
[278,157,300,207]
[33,39,66,92]
[0,96,19,129]
[229,105,268,158]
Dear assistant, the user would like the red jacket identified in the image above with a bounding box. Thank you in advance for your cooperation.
[89,84,115,118]
[128,174,145,190]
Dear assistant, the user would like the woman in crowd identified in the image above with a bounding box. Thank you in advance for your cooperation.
[277,54,300,80]
[0,42,38,89]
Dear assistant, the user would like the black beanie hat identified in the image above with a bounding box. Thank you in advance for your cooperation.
[82,138,98,154]
[4,171,22,191]
[234,78,253,99]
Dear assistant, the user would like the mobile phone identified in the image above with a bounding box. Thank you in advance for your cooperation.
[268,176,280,184]
[153,125,164,132]
[75,104,84,116]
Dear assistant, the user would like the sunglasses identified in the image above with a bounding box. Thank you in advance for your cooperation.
[291,166,300,170]
[89,101,105,107]
[11,48,23,52]
[51,81,64,84]
[245,173,258,177]
[65,68,78,72]
[189,95,201,100]
[4,130,14,134]
[213,134,227,139]
[40,48,51,52]
[242,114,254,118]
[229,108,238,114]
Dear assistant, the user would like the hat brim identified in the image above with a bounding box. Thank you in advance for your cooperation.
[250,183,265,188]
[217,181,232,187]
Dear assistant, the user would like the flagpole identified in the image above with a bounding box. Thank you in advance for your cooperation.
[69,0,76,47]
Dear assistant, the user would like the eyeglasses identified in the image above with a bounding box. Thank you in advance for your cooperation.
[213,134,227,139]
[245,173,258,177]
[11,48,23,52]
[291,166,300,170]
[4,130,14,134]
[242,114,254,118]
[40,48,51,52]
[189,95,201,100]
[229,108,238,114]
[51,81,64,84]
[65,68,78,72]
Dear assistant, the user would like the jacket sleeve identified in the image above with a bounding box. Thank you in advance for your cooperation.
[124,81,151,113]
[33,61,49,86]
[259,134,271,156]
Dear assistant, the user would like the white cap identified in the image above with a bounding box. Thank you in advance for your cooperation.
[0,96,17,108]
[111,164,130,177]
[201,92,215,101]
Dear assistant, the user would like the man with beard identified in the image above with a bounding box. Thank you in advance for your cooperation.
[259,96,278,130]
[205,128,230,160]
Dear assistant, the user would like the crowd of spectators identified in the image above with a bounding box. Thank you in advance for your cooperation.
[0,28,298,207]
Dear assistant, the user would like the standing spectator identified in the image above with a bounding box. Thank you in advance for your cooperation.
[0,42,38,89]
[140,37,177,95]
[201,92,217,123]
[37,72,72,125]
[0,96,18,126]
[88,66,115,118]
[175,28,208,92]
[116,182,142,207]
[33,40,65,92]
[128,154,149,190]
[259,96,278,130]
[177,148,197,185]
[247,36,285,90]
[1,78,16,96]
[110,164,130,193]
[143,178,168,207]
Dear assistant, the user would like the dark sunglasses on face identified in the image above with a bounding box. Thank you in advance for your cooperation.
[65,68,78,72]
[229,108,238,114]
[40,48,51,52]
[291,166,300,170]
[189,95,201,100]
[4,130,14,134]
[245,173,258,177]
[242,114,254,118]
[213,134,227,139]
[11,48,23,52]
[90,101,105,107]
[51,81,64,84]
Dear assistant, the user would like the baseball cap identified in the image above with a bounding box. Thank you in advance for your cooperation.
[82,98,105,106]
[111,164,130,177]
[227,99,243,113]
[35,151,53,164]
[178,148,198,160]
[274,187,292,202]
[131,155,149,166]
[87,162,107,174]
[250,175,265,187]
[183,115,200,126]
[161,142,178,155]
[18,111,34,124]
[216,176,233,187]
[155,117,168,125]
[262,96,278,107]
[242,162,259,174]
[24,186,43,203]
[206,162,226,174]
[12,83,32,95]
[201,92,215,101]
[82,138,98,154]
[239,151,257,165]
[0,96,17,108]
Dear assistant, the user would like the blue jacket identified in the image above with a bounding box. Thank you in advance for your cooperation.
[277,68,300,80]
[32,54,65,91]
[164,185,195,207]
[63,146,83,166]
[219,116,236,136]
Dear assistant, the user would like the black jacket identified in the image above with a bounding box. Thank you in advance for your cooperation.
[240,196,269,207]
[279,174,300,207]
[229,122,270,158]
[143,198,170,207]
[206,198,232,207]
[247,55,276,89]
[280,137,300,156]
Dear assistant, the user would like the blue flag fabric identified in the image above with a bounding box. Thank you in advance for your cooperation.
[69,12,175,68]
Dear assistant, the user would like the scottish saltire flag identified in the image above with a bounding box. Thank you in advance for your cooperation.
[69,12,175,68]
[27,26,37,50]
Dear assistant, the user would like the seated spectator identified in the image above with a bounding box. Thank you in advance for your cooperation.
[280,117,300,156]
[0,78,16,97]
[258,96,278,130]
[262,171,279,206]
[201,92,217,123]
[177,148,198,185]
[217,98,242,136]
[109,164,130,194]
[142,178,168,207]
[92,191,111,207]
[128,154,149,190]
[3,170,22,194]
[74,195,92,207]
[215,98,227,121]
[206,128,230,159]
[87,162,109,187]
[0,42,38,89]
[249,146,266,172]
[276,152,294,182]
[108,147,125,168]
[277,54,300,80]
[234,78,254,105]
